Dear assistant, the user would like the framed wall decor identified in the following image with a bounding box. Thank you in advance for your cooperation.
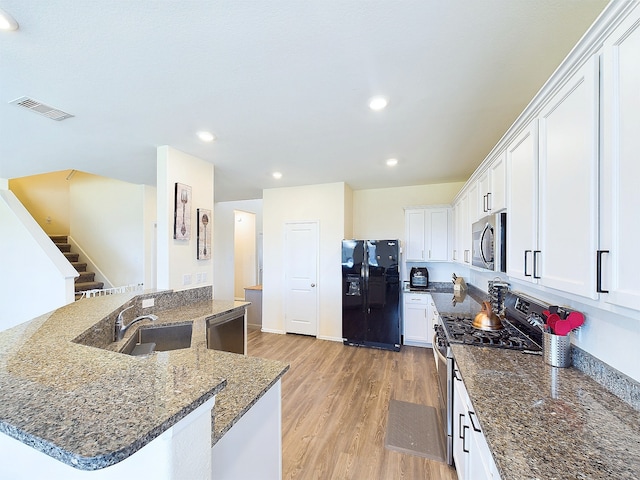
[174,183,192,240]
[197,208,211,260]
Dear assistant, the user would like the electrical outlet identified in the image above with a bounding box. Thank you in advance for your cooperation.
[183,274,192,286]
[202,272,207,283]
[142,298,154,309]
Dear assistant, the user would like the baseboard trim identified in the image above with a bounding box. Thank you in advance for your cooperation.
[317,335,343,343]
[261,328,285,335]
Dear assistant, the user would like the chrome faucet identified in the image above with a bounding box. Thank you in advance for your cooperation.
[114,305,158,341]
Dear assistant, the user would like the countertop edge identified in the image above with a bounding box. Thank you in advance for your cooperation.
[211,363,290,446]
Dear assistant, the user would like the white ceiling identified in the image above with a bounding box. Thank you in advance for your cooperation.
[0,0,609,202]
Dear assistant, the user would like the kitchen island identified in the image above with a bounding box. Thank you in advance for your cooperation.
[0,288,289,479]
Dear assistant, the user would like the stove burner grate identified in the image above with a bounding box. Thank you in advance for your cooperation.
[440,315,541,351]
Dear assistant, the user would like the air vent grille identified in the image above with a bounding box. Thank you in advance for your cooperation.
[9,96,74,121]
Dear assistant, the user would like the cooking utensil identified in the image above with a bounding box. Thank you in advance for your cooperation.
[554,318,573,336]
[546,313,561,333]
[567,311,584,329]
[473,301,503,331]
[526,313,545,332]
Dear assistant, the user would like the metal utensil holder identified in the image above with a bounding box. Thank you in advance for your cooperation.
[543,331,571,368]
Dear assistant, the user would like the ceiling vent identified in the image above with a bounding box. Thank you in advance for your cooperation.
[9,96,74,121]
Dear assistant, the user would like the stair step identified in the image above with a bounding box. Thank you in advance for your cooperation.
[75,272,95,283]
[71,262,87,272]
[56,243,71,253]
[64,252,79,262]
[49,235,68,244]
[75,281,104,292]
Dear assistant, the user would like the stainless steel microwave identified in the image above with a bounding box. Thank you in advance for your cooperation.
[472,213,506,272]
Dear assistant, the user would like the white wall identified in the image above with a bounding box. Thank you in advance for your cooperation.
[157,146,214,291]
[263,183,347,340]
[353,182,464,240]
[69,172,148,288]
[0,189,77,329]
[213,200,263,301]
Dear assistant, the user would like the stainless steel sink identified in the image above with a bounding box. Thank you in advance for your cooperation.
[120,323,193,355]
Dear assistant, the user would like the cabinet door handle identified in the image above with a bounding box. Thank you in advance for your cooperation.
[462,425,470,453]
[524,250,532,277]
[453,249,457,261]
[486,192,492,211]
[596,250,610,293]
[533,250,541,279]
[459,413,465,439]
[483,194,488,212]
[468,410,481,433]
[453,369,461,381]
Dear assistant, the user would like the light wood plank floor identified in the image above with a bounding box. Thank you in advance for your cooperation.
[247,330,457,480]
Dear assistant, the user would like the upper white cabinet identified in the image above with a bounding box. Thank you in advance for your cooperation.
[466,181,481,225]
[405,209,426,261]
[453,193,472,265]
[405,207,450,262]
[536,55,600,299]
[600,8,640,310]
[506,121,538,283]
[507,56,599,299]
[478,152,507,216]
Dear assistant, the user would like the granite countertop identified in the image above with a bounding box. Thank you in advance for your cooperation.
[403,281,486,318]
[0,291,288,470]
[451,344,640,479]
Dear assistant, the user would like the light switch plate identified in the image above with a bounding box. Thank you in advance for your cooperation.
[183,274,192,286]
[142,298,154,308]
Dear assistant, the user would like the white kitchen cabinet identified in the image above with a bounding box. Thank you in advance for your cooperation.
[403,292,433,347]
[453,196,471,265]
[405,209,426,261]
[506,120,538,283]
[404,207,450,262]
[453,361,500,480]
[478,151,507,215]
[537,55,600,299]
[466,181,480,225]
[507,56,599,300]
[600,6,640,311]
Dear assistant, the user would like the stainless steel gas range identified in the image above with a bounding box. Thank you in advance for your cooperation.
[433,289,552,466]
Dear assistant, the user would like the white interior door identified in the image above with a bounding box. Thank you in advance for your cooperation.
[284,222,318,336]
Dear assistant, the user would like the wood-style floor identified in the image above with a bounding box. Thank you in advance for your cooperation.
[247,330,457,480]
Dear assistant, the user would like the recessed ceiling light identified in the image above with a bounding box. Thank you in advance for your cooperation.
[386,158,398,167]
[369,96,388,111]
[197,131,215,142]
[272,172,282,179]
[0,8,19,31]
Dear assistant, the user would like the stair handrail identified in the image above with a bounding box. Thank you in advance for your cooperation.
[78,283,144,299]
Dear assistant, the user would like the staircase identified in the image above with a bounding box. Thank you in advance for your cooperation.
[50,236,104,296]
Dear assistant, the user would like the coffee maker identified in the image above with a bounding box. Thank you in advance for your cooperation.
[409,267,429,290]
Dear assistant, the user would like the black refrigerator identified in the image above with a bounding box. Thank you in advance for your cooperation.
[342,239,401,351]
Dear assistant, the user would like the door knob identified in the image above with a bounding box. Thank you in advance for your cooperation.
[311,283,316,287]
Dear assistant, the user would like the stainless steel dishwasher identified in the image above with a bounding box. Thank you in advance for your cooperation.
[206,310,245,354]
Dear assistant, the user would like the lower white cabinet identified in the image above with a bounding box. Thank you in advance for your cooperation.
[403,292,434,347]
[453,361,500,480]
